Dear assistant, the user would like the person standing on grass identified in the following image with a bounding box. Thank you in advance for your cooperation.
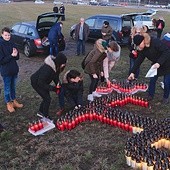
[75,17,90,56]
[102,41,121,85]
[0,27,23,113]
[127,26,147,79]
[128,33,170,104]
[53,4,58,13]
[30,53,67,119]
[59,3,65,21]
[156,16,165,39]
[48,22,63,56]
[101,21,113,43]
[83,39,108,102]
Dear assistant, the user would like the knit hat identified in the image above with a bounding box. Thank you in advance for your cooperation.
[103,21,109,26]
[133,35,144,46]
[53,52,67,66]
[102,40,108,49]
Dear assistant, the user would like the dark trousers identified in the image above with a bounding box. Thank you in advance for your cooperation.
[31,84,51,117]
[157,29,163,39]
[129,58,140,79]
[49,43,59,56]
[77,39,85,55]
[89,74,99,94]
[148,73,170,99]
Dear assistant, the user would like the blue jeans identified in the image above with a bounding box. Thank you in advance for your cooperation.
[129,58,140,79]
[77,39,85,55]
[2,75,17,103]
[49,43,59,56]
[148,74,170,99]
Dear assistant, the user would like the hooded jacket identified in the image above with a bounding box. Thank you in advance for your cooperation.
[84,39,107,75]
[0,37,19,77]
[48,22,62,44]
[31,54,67,91]
[131,37,170,76]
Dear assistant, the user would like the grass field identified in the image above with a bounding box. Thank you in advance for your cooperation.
[0,2,170,170]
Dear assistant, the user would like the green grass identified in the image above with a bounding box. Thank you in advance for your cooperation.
[0,2,170,170]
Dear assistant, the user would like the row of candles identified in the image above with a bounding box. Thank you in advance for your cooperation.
[125,119,170,170]
[56,93,149,132]
[28,120,44,132]
[96,80,148,94]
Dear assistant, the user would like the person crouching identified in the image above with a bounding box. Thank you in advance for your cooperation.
[30,52,67,119]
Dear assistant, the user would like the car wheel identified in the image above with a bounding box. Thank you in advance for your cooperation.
[24,43,32,57]
[72,31,76,40]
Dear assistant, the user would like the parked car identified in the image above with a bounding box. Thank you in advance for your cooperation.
[70,10,157,45]
[10,12,65,57]
[134,15,155,30]
[70,14,136,45]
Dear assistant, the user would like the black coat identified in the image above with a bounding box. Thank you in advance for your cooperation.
[131,37,170,76]
[31,64,59,92]
[63,80,83,98]
[0,37,19,77]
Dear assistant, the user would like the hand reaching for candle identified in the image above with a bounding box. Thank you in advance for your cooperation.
[92,74,98,79]
[128,73,135,80]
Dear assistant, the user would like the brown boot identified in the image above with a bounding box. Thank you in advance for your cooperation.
[7,102,15,113]
[13,100,23,108]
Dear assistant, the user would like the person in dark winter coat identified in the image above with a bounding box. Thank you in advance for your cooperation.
[53,4,58,13]
[101,21,113,43]
[0,27,23,113]
[156,17,165,39]
[75,18,90,56]
[128,33,170,104]
[57,70,83,115]
[59,3,65,21]
[48,22,63,56]
[30,53,67,118]
[84,39,107,102]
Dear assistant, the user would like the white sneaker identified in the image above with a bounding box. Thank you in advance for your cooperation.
[92,92,102,97]
[87,94,94,102]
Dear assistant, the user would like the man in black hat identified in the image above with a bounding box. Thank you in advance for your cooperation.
[101,21,113,43]
[30,52,67,119]
[128,34,170,104]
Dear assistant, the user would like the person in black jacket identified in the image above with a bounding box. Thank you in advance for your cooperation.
[57,69,83,115]
[156,17,165,39]
[59,3,65,21]
[30,52,67,118]
[128,33,170,104]
[0,27,23,113]
[53,4,58,13]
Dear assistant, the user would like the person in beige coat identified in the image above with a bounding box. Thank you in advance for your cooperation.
[84,39,108,101]
[103,41,121,85]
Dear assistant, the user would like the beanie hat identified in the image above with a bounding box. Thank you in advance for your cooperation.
[102,41,108,49]
[133,35,144,46]
[104,21,109,26]
[53,52,67,66]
